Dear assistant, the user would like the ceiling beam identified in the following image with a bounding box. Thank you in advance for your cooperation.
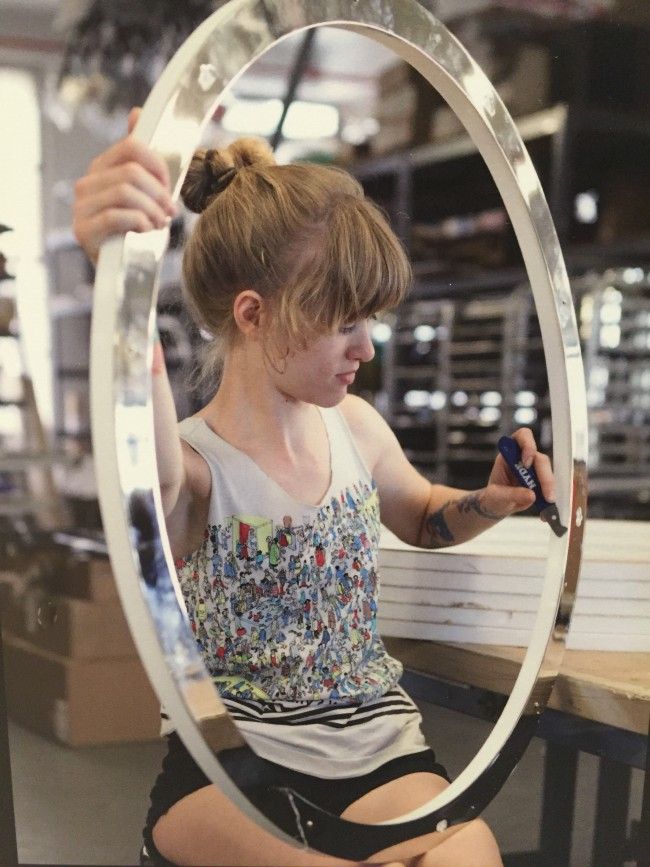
[270,28,316,152]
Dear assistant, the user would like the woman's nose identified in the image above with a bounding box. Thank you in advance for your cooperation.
[348,322,375,363]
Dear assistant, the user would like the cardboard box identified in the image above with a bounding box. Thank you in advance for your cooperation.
[0,572,39,636]
[49,554,118,603]
[0,571,22,622]
[15,588,137,659]
[2,630,161,745]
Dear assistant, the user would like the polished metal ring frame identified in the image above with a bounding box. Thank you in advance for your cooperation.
[90,0,589,859]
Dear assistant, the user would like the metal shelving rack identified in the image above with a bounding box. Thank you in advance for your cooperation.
[0,299,71,532]
[387,298,454,482]
[577,269,650,517]
[352,101,650,515]
[444,294,511,487]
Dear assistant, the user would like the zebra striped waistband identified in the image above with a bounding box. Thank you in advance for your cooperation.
[220,687,420,728]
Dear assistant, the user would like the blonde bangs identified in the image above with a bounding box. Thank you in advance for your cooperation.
[181,148,412,374]
[273,195,411,350]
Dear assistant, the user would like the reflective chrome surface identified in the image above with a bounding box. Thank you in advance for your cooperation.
[91,0,588,857]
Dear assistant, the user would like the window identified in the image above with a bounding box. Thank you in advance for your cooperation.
[0,67,52,432]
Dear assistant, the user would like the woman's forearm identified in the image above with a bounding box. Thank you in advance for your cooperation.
[417,484,504,549]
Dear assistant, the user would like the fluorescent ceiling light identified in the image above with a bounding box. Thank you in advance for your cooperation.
[371,322,392,343]
[222,98,282,136]
[283,100,339,139]
[222,97,339,139]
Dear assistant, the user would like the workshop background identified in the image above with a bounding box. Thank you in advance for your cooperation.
[0,0,648,865]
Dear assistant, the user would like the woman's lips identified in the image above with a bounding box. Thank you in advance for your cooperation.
[336,371,356,385]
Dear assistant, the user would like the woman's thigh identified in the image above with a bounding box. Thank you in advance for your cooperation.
[152,773,501,867]
[341,773,502,867]
[340,771,449,825]
[152,783,359,867]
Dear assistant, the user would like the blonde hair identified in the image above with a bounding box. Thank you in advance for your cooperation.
[180,137,411,381]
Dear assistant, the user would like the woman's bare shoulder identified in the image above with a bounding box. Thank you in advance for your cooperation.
[337,394,390,472]
[179,425,212,500]
[338,393,377,425]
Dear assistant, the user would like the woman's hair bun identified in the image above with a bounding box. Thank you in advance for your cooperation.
[228,137,276,170]
[181,136,276,214]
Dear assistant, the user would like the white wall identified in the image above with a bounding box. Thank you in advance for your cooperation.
[1,1,115,446]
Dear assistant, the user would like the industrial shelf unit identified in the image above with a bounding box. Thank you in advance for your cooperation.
[352,102,650,514]
[577,269,650,519]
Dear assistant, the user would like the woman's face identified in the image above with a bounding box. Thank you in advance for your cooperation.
[266,319,376,407]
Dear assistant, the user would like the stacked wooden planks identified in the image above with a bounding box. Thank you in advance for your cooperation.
[378,516,649,650]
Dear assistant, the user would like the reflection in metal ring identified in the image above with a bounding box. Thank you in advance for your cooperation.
[90,0,589,858]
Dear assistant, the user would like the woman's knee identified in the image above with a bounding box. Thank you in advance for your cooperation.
[413,817,502,867]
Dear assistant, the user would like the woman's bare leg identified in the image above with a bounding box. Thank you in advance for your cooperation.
[341,773,503,867]
[152,772,502,867]
[410,819,503,867]
[152,783,359,867]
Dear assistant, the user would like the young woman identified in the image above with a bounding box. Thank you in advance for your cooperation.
[74,108,556,867]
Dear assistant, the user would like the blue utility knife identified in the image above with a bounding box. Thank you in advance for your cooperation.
[497,436,567,537]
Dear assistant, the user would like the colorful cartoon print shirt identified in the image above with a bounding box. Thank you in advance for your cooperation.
[174,408,403,705]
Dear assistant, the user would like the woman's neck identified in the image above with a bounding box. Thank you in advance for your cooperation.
[200,344,319,458]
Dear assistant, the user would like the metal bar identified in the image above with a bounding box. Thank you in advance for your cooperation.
[537,712,647,771]
[401,670,507,723]
[410,105,568,169]
[548,103,573,243]
[394,162,412,249]
[592,758,632,867]
[270,29,316,152]
[403,670,647,771]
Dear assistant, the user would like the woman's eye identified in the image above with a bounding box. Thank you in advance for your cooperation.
[339,324,356,334]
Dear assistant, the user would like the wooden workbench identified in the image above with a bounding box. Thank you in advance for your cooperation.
[385,636,649,866]
[383,637,650,734]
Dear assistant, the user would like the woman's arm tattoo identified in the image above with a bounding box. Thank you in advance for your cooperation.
[424,500,456,547]
[456,493,502,521]
[424,494,502,548]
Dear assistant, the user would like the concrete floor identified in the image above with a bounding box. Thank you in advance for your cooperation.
[7,697,644,866]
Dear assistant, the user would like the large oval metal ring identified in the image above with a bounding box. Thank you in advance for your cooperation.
[91,0,589,859]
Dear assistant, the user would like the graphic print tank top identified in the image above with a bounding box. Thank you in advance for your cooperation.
[164,406,428,777]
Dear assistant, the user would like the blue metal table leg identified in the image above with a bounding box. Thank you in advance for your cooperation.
[539,741,578,866]
[636,716,650,867]
[592,757,632,867]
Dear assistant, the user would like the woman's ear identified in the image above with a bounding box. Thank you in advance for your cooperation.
[232,289,265,338]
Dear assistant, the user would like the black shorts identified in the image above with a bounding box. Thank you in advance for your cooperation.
[142,732,450,866]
